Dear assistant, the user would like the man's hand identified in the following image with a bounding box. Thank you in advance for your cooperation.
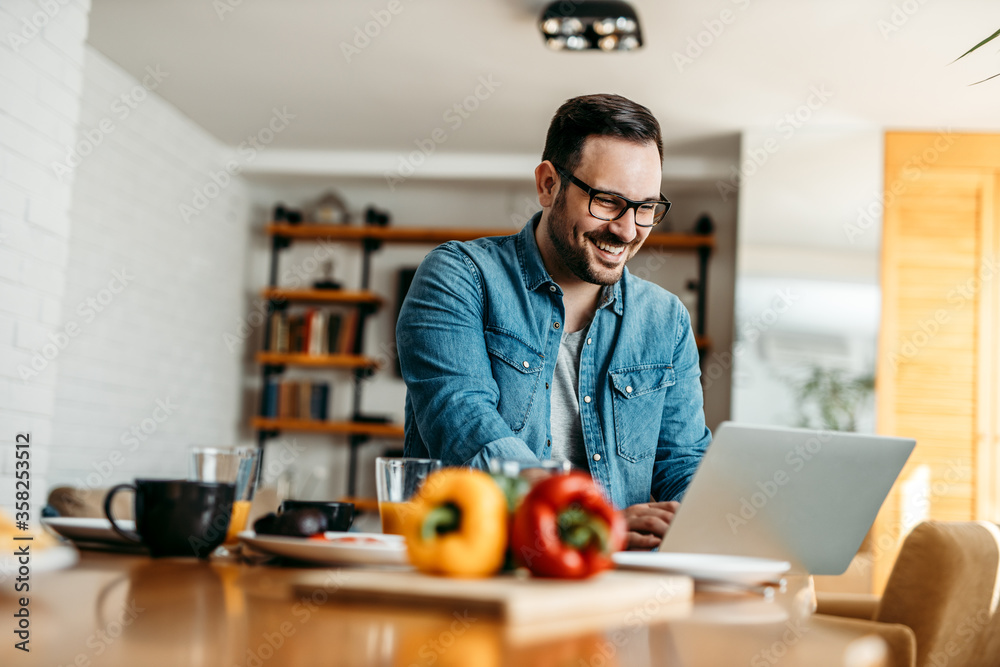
[623,501,680,550]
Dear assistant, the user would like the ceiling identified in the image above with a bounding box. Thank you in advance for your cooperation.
[88,0,1000,159]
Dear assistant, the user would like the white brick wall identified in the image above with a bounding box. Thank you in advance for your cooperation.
[0,0,90,518]
[47,47,252,494]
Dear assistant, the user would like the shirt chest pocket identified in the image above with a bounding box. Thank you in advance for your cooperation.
[609,364,675,462]
[485,329,543,433]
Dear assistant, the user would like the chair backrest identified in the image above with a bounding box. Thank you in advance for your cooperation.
[875,521,1000,667]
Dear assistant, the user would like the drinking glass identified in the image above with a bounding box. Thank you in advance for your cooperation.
[375,457,441,535]
[189,446,259,546]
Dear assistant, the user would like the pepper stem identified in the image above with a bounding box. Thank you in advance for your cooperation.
[421,503,462,542]
[557,507,610,553]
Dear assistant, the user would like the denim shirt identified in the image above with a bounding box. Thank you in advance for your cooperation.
[396,214,712,509]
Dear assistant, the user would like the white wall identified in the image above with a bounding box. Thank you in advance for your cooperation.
[43,47,252,492]
[0,0,90,518]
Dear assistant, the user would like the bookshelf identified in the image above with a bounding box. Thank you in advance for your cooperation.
[254,222,716,497]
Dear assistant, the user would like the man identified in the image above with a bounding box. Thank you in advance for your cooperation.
[396,94,711,549]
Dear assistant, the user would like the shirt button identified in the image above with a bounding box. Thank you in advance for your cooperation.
[553,322,561,330]
[626,386,633,394]
[546,440,551,447]
[549,285,557,292]
[522,361,530,368]
[583,395,591,403]
[593,454,601,462]
[545,383,549,389]
[587,337,592,345]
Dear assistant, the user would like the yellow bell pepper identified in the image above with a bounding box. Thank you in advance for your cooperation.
[402,468,508,578]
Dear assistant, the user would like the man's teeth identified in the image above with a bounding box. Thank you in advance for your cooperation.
[593,240,624,256]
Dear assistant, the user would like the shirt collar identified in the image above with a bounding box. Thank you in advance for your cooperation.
[517,212,624,316]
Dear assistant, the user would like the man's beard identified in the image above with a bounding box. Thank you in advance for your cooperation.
[546,190,641,286]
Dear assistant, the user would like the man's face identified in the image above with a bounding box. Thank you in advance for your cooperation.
[545,136,661,286]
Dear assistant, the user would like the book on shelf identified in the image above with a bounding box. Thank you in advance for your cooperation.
[262,378,279,417]
[326,314,342,356]
[264,380,331,421]
[340,309,360,355]
[267,309,356,357]
[307,310,326,356]
[310,383,329,420]
[268,312,290,353]
[278,381,298,419]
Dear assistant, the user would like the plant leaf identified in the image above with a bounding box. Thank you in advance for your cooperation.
[954,27,1000,62]
[971,70,1000,85]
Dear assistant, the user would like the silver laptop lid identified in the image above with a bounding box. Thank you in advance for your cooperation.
[659,422,915,575]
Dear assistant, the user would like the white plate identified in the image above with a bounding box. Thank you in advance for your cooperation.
[612,552,790,586]
[239,531,411,567]
[41,517,138,546]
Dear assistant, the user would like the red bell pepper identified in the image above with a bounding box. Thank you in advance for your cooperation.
[510,471,626,579]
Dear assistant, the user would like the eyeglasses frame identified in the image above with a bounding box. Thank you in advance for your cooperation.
[551,163,671,228]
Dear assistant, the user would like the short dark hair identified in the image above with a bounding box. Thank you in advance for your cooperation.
[541,94,663,175]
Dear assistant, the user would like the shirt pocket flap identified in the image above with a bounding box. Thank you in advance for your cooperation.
[485,329,543,374]
[610,364,676,398]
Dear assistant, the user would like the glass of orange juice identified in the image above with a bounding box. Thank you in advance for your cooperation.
[375,457,441,535]
[189,446,259,548]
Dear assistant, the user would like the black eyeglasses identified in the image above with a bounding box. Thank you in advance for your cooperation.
[552,164,670,228]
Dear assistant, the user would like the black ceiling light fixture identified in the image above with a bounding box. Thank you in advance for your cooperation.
[539,1,643,52]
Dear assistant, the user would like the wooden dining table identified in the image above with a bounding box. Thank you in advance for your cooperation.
[1,549,899,667]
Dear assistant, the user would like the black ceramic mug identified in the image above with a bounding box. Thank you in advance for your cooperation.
[104,479,235,558]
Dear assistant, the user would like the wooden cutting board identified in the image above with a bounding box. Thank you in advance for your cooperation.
[292,568,692,640]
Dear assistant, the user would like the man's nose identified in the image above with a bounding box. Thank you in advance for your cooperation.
[606,207,638,244]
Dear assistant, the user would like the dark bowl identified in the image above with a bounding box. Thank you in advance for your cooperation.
[279,500,355,532]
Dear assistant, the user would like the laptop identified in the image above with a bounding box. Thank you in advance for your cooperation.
[656,422,915,575]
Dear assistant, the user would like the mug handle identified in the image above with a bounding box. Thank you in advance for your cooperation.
[103,483,142,544]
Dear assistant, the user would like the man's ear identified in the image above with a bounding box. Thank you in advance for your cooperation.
[535,161,559,208]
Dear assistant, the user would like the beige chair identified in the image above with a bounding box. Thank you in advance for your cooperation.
[816,521,1000,667]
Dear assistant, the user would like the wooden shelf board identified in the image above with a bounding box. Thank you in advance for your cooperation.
[262,288,383,305]
[252,417,405,438]
[257,352,379,369]
[695,335,711,351]
[267,224,714,249]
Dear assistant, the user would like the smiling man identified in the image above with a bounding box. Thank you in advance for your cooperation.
[396,94,712,550]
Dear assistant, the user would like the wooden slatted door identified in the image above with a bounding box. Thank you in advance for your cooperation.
[876,132,1000,591]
